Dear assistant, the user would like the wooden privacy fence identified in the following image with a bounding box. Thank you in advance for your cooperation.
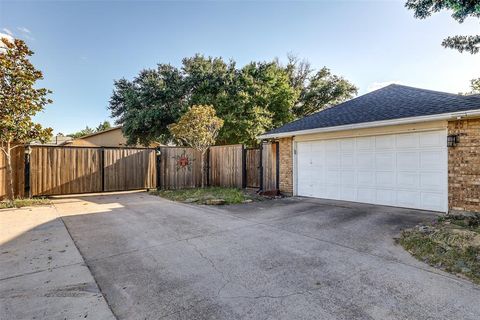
[209,145,243,188]
[2,145,157,198]
[157,147,203,189]
[0,142,279,199]
[245,148,261,188]
[158,142,278,192]
[0,146,26,199]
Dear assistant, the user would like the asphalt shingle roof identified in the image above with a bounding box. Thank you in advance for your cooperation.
[264,84,480,136]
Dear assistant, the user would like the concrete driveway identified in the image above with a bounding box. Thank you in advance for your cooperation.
[48,192,480,320]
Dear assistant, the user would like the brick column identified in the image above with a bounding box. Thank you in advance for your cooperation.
[448,119,480,213]
[278,137,293,195]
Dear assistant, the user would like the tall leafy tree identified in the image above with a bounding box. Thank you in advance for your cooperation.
[109,54,357,146]
[405,0,480,54]
[168,105,224,187]
[0,37,53,199]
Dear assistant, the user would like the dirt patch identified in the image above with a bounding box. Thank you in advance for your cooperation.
[397,213,480,284]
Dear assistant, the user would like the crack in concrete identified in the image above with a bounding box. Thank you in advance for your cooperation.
[185,238,233,297]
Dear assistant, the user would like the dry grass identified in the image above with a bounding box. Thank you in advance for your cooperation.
[398,214,480,284]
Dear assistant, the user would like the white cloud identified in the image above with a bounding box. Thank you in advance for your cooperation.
[0,32,14,53]
[2,28,13,36]
[17,26,31,34]
[367,81,403,93]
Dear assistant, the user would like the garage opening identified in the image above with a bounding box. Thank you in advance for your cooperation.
[295,130,447,212]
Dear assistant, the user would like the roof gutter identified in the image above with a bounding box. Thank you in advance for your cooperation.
[258,109,480,139]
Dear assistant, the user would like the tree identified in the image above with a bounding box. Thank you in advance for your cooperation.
[109,54,357,146]
[462,78,480,95]
[405,0,480,54]
[96,120,111,132]
[67,126,94,139]
[0,37,53,199]
[67,121,112,139]
[168,105,224,187]
[291,66,358,117]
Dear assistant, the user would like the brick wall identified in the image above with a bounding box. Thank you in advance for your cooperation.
[278,137,293,195]
[448,118,480,213]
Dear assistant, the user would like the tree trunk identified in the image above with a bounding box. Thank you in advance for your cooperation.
[5,141,15,201]
[201,150,205,188]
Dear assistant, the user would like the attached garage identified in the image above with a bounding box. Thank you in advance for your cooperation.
[295,130,447,211]
[260,84,480,214]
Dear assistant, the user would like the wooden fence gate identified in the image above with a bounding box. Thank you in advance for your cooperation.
[29,146,156,196]
[245,148,261,188]
[1,143,279,199]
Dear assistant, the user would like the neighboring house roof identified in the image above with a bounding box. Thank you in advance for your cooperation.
[260,84,480,138]
[76,125,123,139]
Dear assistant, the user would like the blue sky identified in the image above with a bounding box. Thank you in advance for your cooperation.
[1,0,479,134]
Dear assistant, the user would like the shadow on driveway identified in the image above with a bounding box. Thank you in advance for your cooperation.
[43,192,480,319]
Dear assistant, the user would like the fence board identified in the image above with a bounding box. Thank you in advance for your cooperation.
[159,147,202,189]
[30,146,103,196]
[245,148,260,188]
[262,142,278,192]
[104,148,156,192]
[209,145,243,188]
[0,146,25,199]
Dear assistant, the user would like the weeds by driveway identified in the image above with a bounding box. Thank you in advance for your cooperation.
[398,213,480,284]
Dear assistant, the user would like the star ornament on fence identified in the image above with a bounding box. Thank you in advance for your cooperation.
[173,150,195,171]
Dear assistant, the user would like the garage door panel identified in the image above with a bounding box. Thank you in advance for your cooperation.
[357,188,376,203]
[420,172,444,191]
[397,171,420,188]
[376,153,395,170]
[357,171,375,186]
[356,136,375,150]
[396,133,419,148]
[341,153,355,167]
[357,153,375,169]
[341,139,355,152]
[376,189,396,205]
[325,186,340,199]
[397,190,421,208]
[341,169,356,185]
[421,192,444,211]
[375,135,395,150]
[341,186,356,201]
[326,169,340,185]
[419,131,445,147]
[420,151,444,169]
[397,151,419,169]
[296,130,447,212]
[376,171,395,187]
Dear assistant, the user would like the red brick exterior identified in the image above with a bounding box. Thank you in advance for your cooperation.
[448,118,480,213]
[278,137,293,195]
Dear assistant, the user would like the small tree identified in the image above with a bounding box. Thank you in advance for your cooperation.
[168,105,224,187]
[0,37,53,200]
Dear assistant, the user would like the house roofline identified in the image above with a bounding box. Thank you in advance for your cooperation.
[257,109,480,139]
[78,125,122,139]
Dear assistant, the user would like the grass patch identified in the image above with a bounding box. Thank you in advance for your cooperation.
[0,197,51,209]
[397,214,480,284]
[150,187,258,205]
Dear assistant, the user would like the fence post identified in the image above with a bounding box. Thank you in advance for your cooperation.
[156,147,162,190]
[259,141,264,192]
[101,147,105,192]
[275,141,280,192]
[242,145,246,189]
[24,145,31,198]
[206,148,210,187]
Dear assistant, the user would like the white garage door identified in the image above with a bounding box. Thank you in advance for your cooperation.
[296,130,447,212]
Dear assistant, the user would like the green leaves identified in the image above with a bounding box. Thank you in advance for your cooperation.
[405,0,480,54]
[168,105,224,151]
[0,37,53,145]
[109,54,357,147]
